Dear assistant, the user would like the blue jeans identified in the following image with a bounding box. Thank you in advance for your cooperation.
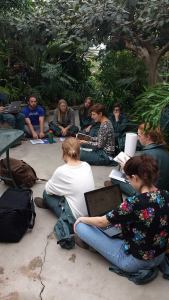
[80,149,112,166]
[43,191,63,217]
[25,123,49,136]
[76,223,164,272]
[0,112,25,130]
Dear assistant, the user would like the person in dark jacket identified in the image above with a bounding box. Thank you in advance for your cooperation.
[105,124,169,196]
[109,102,128,153]
[79,97,100,137]
[0,93,24,130]
[50,99,78,137]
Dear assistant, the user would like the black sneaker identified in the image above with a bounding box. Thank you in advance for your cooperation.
[34,197,47,209]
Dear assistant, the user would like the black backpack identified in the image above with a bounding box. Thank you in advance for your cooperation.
[0,188,36,242]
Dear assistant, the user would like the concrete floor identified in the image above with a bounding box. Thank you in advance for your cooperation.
[0,140,169,300]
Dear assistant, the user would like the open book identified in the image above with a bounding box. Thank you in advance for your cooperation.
[109,169,128,183]
[76,132,91,142]
[113,151,130,165]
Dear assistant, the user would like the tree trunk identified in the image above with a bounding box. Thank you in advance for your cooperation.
[144,55,159,87]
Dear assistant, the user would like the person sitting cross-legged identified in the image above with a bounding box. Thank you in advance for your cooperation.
[34,137,95,249]
[75,155,169,283]
[79,96,100,137]
[79,103,115,166]
[21,95,48,139]
[49,99,79,137]
[0,93,25,131]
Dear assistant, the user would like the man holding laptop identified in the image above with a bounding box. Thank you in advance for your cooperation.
[0,93,24,130]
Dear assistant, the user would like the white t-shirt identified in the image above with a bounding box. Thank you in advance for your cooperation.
[45,161,95,219]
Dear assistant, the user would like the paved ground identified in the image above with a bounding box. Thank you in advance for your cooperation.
[0,138,169,299]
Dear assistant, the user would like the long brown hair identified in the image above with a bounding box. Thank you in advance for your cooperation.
[57,99,68,123]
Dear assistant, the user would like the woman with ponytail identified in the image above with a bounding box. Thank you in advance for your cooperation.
[34,138,94,248]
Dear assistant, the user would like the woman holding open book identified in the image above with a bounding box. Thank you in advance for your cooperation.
[74,155,169,282]
[106,124,169,196]
[79,103,115,166]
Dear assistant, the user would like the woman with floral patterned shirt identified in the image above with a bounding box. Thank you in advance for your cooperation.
[74,155,169,273]
[79,103,115,166]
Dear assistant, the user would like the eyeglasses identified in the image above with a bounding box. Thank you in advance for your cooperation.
[114,109,120,112]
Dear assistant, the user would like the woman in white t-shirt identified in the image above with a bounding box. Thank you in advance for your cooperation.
[34,137,95,248]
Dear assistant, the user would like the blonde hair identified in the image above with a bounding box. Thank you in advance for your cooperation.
[57,99,68,123]
[138,123,165,145]
[62,138,80,160]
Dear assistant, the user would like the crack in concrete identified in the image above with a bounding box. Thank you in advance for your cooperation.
[39,231,53,300]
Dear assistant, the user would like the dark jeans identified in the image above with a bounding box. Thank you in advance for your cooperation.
[111,179,137,196]
[0,112,25,130]
[49,121,79,137]
[80,148,112,166]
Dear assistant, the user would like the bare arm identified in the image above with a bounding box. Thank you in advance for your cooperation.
[25,117,38,139]
[74,215,109,232]
[39,116,45,138]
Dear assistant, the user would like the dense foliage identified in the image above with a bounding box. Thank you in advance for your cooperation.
[0,0,168,113]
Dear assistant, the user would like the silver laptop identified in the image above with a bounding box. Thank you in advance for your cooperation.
[85,185,123,237]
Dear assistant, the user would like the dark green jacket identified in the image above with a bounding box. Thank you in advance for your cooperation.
[142,144,169,191]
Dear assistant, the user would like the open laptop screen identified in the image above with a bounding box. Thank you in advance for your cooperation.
[85,184,123,217]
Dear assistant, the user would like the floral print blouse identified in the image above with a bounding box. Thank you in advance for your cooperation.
[106,190,169,260]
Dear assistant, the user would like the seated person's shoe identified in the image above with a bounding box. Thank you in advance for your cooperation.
[104,180,113,187]
[74,234,89,249]
[74,234,97,253]
[34,197,47,209]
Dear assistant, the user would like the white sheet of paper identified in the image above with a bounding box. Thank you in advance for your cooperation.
[30,139,44,145]
[109,169,127,183]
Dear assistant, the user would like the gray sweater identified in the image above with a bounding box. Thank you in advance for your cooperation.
[53,108,75,127]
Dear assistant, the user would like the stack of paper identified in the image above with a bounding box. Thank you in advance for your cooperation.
[109,169,128,183]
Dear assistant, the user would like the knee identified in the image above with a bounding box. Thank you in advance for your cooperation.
[17,113,25,121]
[75,222,89,237]
[4,114,15,127]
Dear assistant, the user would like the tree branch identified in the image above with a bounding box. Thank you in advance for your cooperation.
[159,41,169,59]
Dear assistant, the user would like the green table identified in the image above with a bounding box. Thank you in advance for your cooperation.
[0,129,24,187]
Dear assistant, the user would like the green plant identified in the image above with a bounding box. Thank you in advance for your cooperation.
[133,83,169,142]
[96,50,147,112]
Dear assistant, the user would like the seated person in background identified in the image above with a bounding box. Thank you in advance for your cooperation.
[21,95,48,139]
[75,155,169,277]
[109,102,128,152]
[34,137,95,247]
[79,96,100,137]
[79,103,115,166]
[50,99,79,137]
[105,124,169,196]
[0,93,24,130]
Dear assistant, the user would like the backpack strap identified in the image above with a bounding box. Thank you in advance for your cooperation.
[28,189,36,229]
